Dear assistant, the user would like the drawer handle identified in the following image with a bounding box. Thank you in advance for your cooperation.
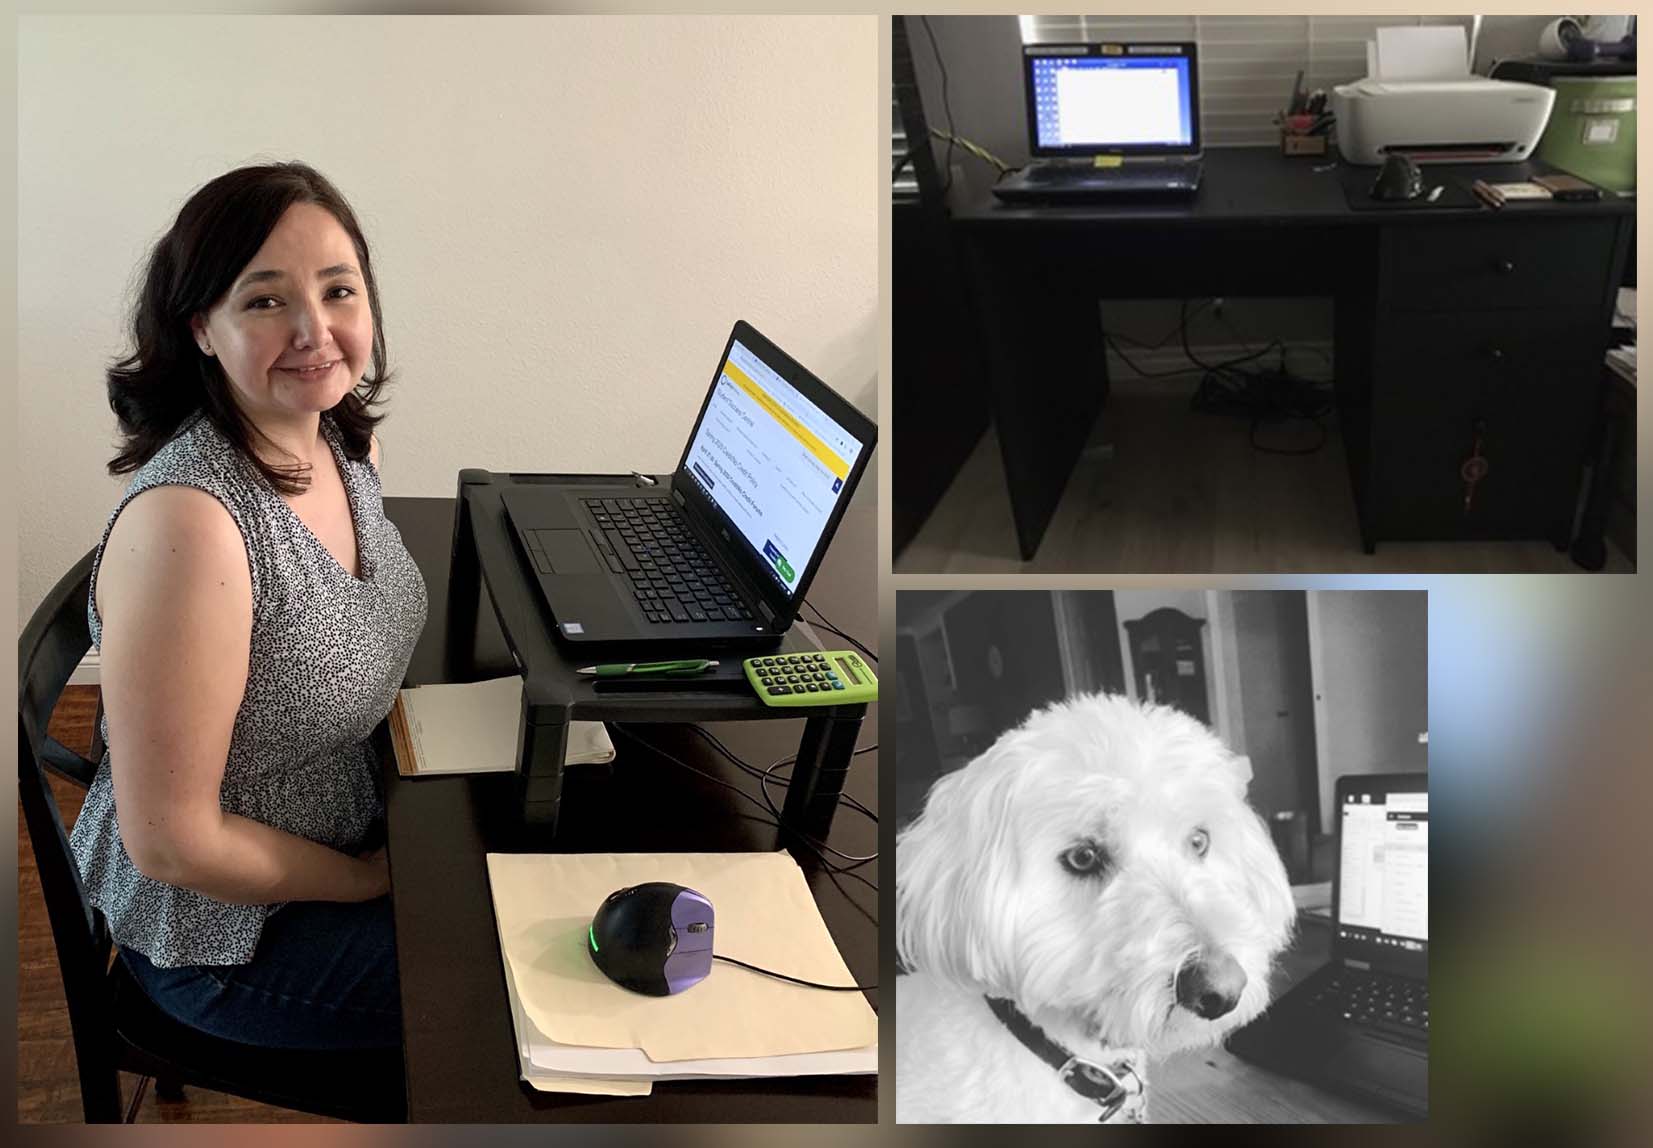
[1494,257,1516,275]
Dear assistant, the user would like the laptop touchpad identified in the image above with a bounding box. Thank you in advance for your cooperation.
[539,530,603,574]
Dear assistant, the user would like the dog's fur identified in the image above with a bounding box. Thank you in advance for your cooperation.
[896,693,1296,1123]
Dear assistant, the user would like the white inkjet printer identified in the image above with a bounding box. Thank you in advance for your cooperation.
[1332,77,1557,165]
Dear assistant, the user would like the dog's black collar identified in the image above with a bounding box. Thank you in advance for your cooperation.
[983,996,1143,1121]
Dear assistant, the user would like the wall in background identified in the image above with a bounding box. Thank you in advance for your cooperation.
[1308,590,1431,832]
[18,14,876,617]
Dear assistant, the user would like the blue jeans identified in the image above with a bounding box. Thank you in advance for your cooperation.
[122,896,402,1051]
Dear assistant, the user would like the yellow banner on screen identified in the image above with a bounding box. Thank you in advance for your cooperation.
[721,362,850,480]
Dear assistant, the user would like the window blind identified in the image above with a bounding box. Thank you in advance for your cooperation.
[894,99,920,201]
[1019,15,1474,146]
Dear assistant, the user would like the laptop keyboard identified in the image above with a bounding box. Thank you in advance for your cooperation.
[1308,970,1428,1036]
[1018,164,1199,192]
[582,498,752,626]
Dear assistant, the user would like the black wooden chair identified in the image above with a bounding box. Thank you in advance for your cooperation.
[19,548,407,1123]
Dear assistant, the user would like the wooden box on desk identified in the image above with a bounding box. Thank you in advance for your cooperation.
[1281,132,1328,157]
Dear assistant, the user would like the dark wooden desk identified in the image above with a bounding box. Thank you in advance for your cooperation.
[380,492,878,1122]
[954,148,1633,562]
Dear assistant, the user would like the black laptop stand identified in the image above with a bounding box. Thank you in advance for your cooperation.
[443,469,866,834]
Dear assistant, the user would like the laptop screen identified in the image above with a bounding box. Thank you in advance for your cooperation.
[1336,783,1428,957]
[1025,44,1200,157]
[680,338,866,597]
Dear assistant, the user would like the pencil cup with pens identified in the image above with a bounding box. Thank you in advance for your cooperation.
[1278,70,1332,157]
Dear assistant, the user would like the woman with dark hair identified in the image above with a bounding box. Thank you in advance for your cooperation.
[68,162,427,1052]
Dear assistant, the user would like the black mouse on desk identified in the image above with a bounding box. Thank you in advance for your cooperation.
[1371,154,1424,202]
[587,882,715,996]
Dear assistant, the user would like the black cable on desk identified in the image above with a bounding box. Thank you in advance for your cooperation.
[713,954,876,993]
[1177,299,1335,456]
[608,724,779,823]
[801,599,877,664]
[608,725,878,897]
[682,725,878,866]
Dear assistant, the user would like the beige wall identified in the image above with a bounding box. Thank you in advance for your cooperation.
[17,14,877,617]
[1307,591,1431,832]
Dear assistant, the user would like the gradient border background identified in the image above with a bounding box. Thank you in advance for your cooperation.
[7,1,1652,1141]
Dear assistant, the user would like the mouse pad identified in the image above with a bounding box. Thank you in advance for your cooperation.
[486,851,876,1062]
[1337,166,1483,212]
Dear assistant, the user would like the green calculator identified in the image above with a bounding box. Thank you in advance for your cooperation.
[744,650,878,706]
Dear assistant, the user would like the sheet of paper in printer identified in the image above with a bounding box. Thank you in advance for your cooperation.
[1370,25,1470,82]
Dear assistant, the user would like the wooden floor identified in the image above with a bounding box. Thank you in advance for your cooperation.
[896,381,1633,574]
[18,686,335,1124]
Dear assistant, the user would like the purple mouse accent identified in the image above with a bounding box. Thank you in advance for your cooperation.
[662,888,715,994]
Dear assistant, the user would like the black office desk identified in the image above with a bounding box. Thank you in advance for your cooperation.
[956,148,1633,561]
[379,494,878,1123]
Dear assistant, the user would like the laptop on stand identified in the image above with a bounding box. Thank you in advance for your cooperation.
[993,41,1205,202]
[499,320,876,648]
[1225,772,1429,1117]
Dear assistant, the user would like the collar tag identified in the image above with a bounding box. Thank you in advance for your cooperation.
[1058,1054,1142,1118]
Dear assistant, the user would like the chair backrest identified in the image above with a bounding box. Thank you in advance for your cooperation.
[18,548,119,1062]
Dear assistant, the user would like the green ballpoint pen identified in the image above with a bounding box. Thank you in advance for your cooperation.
[576,659,719,677]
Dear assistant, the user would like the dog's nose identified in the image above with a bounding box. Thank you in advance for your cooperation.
[1175,952,1246,1020]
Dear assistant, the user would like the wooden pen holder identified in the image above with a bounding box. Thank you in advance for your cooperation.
[1281,132,1329,157]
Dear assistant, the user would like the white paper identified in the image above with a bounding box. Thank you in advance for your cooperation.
[1365,41,1377,80]
[401,675,614,774]
[1374,26,1468,81]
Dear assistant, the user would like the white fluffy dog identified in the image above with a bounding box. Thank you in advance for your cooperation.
[897,693,1295,1124]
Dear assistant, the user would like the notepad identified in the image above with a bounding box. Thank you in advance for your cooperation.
[389,675,614,776]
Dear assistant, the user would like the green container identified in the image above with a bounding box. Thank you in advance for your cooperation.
[1536,76,1636,194]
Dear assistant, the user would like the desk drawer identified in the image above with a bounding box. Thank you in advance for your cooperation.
[1383,218,1618,312]
[1368,309,1601,540]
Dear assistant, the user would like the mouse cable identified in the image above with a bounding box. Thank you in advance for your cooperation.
[676,728,881,911]
[760,755,877,864]
[682,725,878,863]
[608,725,878,891]
[801,599,877,663]
[615,722,878,868]
[713,954,875,992]
[611,724,858,884]
[683,722,878,829]
[675,729,879,914]
[608,724,779,822]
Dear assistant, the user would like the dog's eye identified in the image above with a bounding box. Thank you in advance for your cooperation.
[1189,829,1210,858]
[1059,843,1108,876]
